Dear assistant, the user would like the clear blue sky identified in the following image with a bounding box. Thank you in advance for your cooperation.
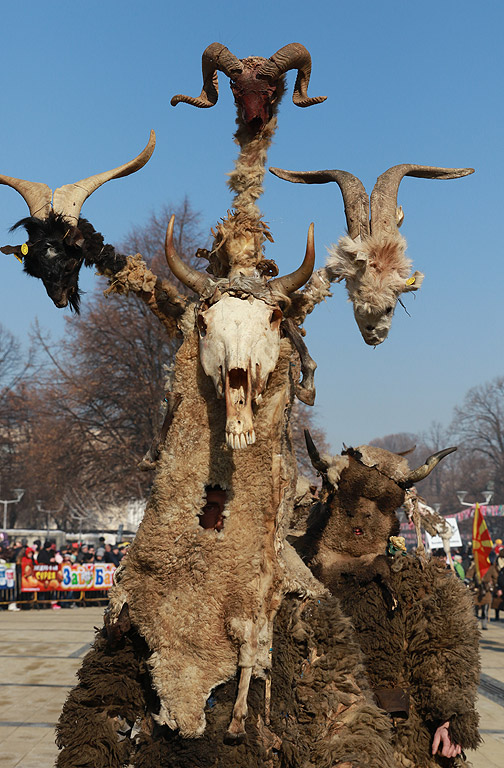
[0,0,501,451]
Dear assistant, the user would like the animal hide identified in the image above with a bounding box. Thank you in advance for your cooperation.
[106,304,303,737]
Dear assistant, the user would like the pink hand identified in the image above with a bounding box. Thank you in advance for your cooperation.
[432,722,462,757]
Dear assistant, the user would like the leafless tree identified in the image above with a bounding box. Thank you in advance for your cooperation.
[451,376,504,502]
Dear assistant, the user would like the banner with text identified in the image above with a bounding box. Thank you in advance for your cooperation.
[21,563,116,592]
[0,563,16,591]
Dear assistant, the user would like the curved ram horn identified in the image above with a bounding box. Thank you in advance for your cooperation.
[171,43,244,108]
[399,446,457,489]
[370,165,475,236]
[52,130,156,225]
[270,167,369,240]
[304,429,330,474]
[165,215,214,295]
[257,43,326,108]
[0,176,52,219]
[270,222,315,295]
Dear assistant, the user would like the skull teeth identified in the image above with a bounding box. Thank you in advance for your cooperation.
[226,429,256,449]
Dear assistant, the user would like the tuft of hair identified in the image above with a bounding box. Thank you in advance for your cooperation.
[326,232,414,313]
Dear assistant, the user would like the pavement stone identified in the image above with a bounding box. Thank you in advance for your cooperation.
[0,607,503,767]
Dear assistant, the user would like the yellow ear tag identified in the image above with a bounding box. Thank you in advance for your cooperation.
[406,276,416,286]
[21,243,29,256]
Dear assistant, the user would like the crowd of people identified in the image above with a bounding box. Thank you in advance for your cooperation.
[431,540,504,628]
[0,536,128,610]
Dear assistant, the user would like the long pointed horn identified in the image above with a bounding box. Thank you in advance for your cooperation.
[257,43,326,107]
[52,130,156,225]
[400,446,457,489]
[165,215,214,295]
[304,429,330,474]
[270,222,315,295]
[270,167,369,240]
[171,43,244,108]
[370,164,474,236]
[0,176,52,219]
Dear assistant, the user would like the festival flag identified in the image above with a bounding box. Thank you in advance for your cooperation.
[472,502,493,579]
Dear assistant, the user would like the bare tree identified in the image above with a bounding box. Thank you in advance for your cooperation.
[452,376,504,502]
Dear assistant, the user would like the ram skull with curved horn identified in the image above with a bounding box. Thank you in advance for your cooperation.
[270,164,474,344]
[165,215,315,448]
[171,42,326,133]
[0,131,156,312]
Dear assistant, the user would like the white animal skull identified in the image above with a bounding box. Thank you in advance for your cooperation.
[197,293,283,449]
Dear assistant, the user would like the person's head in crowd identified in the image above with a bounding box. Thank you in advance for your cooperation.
[95,547,105,561]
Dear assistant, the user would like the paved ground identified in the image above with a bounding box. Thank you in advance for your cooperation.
[0,607,503,767]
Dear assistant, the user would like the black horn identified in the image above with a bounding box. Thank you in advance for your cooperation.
[400,446,457,489]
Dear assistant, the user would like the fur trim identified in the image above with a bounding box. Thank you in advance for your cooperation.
[104,253,157,296]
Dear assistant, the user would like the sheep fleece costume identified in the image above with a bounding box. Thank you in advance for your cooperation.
[56,594,397,768]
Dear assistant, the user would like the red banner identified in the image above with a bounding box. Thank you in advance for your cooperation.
[472,502,493,579]
[21,563,116,592]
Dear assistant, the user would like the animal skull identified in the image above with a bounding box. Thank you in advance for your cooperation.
[197,294,283,448]
[164,216,315,449]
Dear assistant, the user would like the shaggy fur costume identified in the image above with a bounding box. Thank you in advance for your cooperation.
[317,554,481,768]
[298,443,481,768]
[56,595,397,768]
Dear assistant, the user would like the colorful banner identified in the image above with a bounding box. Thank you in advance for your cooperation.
[472,503,493,579]
[21,563,116,592]
[451,504,504,522]
[0,563,16,590]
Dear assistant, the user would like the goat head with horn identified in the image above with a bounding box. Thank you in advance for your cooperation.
[270,164,474,345]
[171,42,326,133]
[0,131,156,312]
[165,215,315,449]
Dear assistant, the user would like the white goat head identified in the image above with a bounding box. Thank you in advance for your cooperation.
[270,164,474,345]
[165,216,315,449]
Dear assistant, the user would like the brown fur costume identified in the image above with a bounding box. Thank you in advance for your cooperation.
[56,595,397,768]
[298,443,481,768]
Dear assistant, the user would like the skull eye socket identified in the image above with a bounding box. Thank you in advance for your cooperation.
[270,308,283,331]
[197,315,207,337]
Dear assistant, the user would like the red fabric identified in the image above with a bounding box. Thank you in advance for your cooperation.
[472,502,493,579]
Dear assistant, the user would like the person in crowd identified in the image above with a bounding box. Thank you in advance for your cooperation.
[37,540,56,565]
[466,558,499,630]
[453,554,465,580]
[491,546,504,621]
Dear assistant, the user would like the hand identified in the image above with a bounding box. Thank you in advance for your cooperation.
[432,721,462,758]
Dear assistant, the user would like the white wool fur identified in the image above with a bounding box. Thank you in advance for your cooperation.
[326,232,424,313]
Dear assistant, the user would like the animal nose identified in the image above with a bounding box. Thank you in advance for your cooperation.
[366,325,374,331]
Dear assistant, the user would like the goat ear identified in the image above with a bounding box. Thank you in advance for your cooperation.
[402,270,424,292]
[65,226,85,248]
[0,244,24,263]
